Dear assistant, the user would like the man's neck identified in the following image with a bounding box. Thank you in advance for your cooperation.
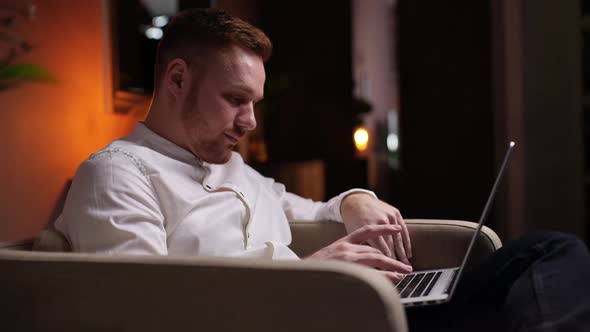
[144,101,187,152]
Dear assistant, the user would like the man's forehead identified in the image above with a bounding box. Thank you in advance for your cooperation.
[227,82,255,93]
[213,48,265,93]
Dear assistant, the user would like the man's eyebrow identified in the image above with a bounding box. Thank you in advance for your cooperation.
[227,84,254,94]
[226,84,264,101]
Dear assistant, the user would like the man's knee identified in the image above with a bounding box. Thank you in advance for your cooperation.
[520,230,583,247]
[522,231,589,260]
[507,231,588,261]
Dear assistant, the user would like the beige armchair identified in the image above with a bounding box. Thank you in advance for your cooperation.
[0,219,501,332]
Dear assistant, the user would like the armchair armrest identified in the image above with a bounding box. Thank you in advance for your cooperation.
[0,250,408,332]
[289,219,502,270]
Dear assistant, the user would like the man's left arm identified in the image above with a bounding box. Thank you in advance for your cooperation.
[280,187,412,265]
[339,193,412,265]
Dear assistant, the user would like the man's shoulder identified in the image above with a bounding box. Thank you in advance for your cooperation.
[82,140,149,176]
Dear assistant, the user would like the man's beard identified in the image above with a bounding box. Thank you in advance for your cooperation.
[198,139,233,164]
[181,111,232,164]
[180,89,234,164]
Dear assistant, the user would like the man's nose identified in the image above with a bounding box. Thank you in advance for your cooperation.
[236,102,257,131]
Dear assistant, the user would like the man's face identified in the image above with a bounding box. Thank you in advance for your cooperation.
[180,45,265,164]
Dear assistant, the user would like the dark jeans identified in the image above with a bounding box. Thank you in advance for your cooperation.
[406,231,590,332]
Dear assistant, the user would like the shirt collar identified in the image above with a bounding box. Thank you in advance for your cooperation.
[129,122,204,167]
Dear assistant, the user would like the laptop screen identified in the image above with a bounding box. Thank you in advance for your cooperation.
[448,141,515,298]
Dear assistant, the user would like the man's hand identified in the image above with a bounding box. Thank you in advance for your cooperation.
[306,224,412,282]
[340,193,413,265]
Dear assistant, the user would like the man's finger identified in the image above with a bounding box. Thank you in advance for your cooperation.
[367,237,392,257]
[351,252,413,274]
[381,270,406,283]
[397,212,413,259]
[346,224,402,244]
[389,214,410,265]
[394,232,410,265]
[349,243,385,255]
[385,234,396,259]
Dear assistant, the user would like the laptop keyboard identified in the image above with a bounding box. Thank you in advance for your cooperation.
[395,271,442,298]
[443,269,459,294]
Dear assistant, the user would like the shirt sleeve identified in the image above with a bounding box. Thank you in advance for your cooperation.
[55,150,167,255]
[276,183,377,223]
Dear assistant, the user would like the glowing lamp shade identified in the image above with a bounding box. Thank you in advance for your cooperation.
[354,127,369,152]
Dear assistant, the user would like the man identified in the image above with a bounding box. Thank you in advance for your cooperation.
[56,8,590,331]
[55,8,412,282]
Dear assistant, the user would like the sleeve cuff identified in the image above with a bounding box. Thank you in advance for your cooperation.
[326,189,378,223]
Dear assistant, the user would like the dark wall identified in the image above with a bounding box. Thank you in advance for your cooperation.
[394,0,495,225]
[260,0,367,197]
[113,0,155,94]
[113,0,212,95]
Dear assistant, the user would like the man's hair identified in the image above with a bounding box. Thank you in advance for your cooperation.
[154,8,272,91]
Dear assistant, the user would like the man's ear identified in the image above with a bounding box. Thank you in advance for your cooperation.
[164,58,190,98]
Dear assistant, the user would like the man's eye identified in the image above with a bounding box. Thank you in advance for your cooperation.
[229,96,246,106]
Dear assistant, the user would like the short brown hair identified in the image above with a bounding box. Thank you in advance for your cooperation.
[154,8,272,90]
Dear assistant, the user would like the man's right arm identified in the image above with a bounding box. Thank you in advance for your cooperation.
[55,150,167,255]
[305,224,412,282]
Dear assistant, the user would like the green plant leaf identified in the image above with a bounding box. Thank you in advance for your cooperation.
[0,63,55,90]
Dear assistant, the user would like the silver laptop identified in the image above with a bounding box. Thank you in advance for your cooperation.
[397,141,515,307]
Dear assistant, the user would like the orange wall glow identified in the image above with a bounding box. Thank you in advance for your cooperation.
[0,0,143,241]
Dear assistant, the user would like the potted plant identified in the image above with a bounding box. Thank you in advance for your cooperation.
[0,1,53,90]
